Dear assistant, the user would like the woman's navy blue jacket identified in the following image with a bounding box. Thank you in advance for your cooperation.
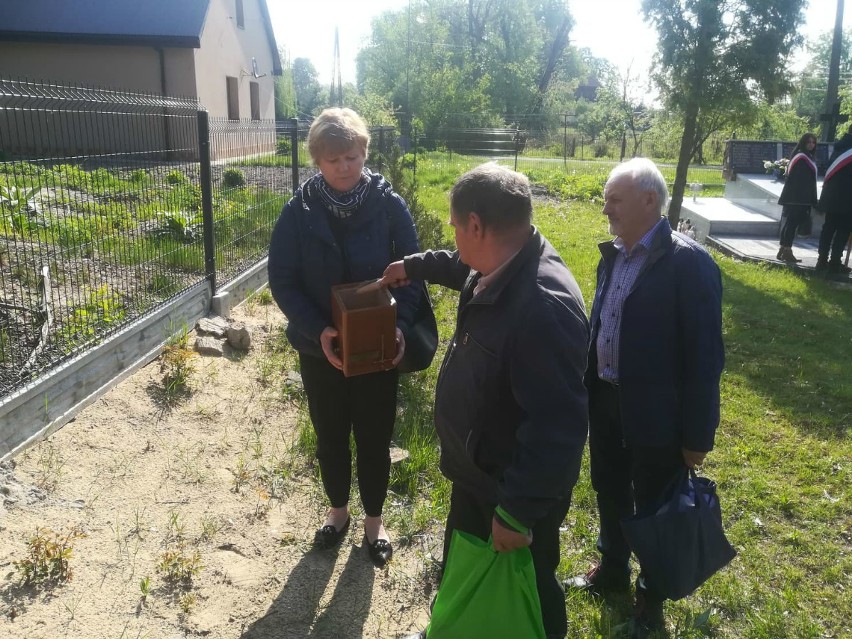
[267,172,420,359]
[586,222,724,453]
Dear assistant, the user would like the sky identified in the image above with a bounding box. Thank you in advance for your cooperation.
[268,0,851,87]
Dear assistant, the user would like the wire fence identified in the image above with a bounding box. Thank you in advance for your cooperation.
[0,79,293,397]
[409,127,726,190]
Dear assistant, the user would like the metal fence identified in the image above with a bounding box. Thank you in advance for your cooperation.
[410,126,726,189]
[0,79,293,397]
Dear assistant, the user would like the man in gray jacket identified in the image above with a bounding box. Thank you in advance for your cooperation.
[383,163,589,639]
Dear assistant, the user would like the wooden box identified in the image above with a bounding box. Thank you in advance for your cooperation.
[331,281,397,377]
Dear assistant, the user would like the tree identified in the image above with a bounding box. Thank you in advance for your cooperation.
[642,0,806,226]
[357,0,578,135]
[292,58,324,118]
[792,27,851,131]
[274,47,296,120]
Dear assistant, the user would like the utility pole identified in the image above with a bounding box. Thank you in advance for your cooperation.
[820,0,846,142]
[330,27,343,107]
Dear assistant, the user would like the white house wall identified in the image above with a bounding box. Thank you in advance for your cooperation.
[194,0,276,121]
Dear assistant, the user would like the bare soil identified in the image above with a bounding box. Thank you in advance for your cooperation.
[0,300,437,638]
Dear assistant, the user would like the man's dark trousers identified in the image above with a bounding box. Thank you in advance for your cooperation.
[588,379,684,601]
[442,483,572,639]
[818,211,852,264]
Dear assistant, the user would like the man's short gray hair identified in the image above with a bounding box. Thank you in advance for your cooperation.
[607,158,669,215]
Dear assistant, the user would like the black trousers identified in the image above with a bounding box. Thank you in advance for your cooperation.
[779,205,809,247]
[298,354,398,517]
[588,380,684,602]
[442,483,572,639]
[818,211,852,264]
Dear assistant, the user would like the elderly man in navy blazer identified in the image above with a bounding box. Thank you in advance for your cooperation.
[565,158,725,638]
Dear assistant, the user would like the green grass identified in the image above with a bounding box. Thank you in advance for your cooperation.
[279,157,852,637]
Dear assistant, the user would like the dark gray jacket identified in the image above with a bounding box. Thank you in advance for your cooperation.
[404,228,589,528]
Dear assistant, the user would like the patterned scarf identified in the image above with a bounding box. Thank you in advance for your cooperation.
[315,169,373,219]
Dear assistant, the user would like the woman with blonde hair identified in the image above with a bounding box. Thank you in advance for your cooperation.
[268,108,422,567]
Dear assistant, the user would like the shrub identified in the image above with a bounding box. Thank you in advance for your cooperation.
[130,169,149,184]
[14,527,87,586]
[152,211,202,243]
[160,329,196,399]
[166,170,187,185]
[222,168,246,189]
[156,543,202,584]
[60,284,126,349]
[383,146,449,251]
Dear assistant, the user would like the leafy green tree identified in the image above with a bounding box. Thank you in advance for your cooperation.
[352,91,398,127]
[292,58,324,117]
[357,0,577,135]
[275,47,296,120]
[792,28,851,131]
[642,0,805,225]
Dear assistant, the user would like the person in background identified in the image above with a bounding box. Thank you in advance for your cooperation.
[777,132,818,263]
[385,164,590,639]
[267,108,421,567]
[816,125,852,275]
[564,158,724,639]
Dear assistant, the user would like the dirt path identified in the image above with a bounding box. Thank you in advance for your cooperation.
[0,301,436,638]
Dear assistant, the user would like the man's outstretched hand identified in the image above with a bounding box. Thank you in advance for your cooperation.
[381,260,410,288]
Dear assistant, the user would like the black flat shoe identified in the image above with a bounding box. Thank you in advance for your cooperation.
[366,536,393,567]
[314,516,350,549]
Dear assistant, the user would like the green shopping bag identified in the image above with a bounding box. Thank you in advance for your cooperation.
[426,530,546,639]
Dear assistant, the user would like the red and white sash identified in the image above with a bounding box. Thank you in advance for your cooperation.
[786,152,817,176]
[825,148,852,183]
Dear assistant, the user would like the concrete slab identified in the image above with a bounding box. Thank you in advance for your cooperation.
[707,234,852,282]
[681,197,779,241]
[723,174,825,224]
[740,174,824,200]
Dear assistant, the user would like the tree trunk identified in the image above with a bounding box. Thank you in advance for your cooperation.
[668,99,699,228]
[527,17,571,117]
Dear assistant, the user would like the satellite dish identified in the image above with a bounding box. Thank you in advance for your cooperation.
[250,57,267,78]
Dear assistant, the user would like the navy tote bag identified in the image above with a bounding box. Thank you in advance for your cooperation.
[620,468,737,600]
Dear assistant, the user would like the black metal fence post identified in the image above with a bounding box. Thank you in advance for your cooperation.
[378,127,386,172]
[197,110,216,294]
[412,127,418,184]
[514,126,520,171]
[290,117,299,194]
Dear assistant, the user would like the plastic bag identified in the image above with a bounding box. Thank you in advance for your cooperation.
[427,530,545,639]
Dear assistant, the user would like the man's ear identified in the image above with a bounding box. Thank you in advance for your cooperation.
[468,211,484,239]
[644,191,658,214]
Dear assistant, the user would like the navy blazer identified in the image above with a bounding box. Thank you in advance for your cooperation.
[587,222,724,452]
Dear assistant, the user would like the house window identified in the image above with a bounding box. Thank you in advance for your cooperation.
[250,82,260,120]
[226,76,239,120]
[235,0,244,28]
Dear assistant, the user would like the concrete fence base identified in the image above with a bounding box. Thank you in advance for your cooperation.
[1,259,273,460]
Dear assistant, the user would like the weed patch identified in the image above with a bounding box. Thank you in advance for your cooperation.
[13,527,86,586]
